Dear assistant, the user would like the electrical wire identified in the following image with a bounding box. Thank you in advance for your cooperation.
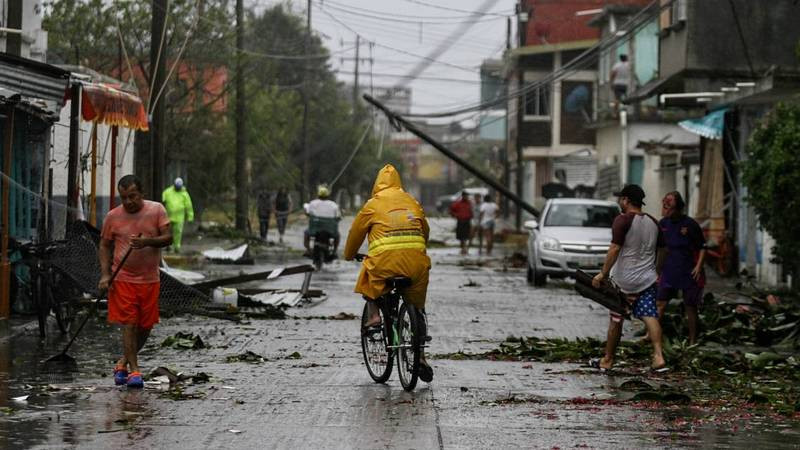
[401,0,513,18]
[401,0,676,118]
[316,1,505,25]
[316,5,480,73]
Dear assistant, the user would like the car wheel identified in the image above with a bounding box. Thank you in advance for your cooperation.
[527,264,547,287]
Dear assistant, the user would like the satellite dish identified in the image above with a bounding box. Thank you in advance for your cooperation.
[564,84,591,122]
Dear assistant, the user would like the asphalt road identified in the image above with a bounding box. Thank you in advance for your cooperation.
[1,219,798,449]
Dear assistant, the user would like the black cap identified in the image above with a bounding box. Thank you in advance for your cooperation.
[613,184,646,205]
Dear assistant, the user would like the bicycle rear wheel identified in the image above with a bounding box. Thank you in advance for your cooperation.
[396,301,422,391]
[33,273,49,338]
[361,302,393,383]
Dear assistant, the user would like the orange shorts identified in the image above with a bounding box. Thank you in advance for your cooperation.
[108,281,160,329]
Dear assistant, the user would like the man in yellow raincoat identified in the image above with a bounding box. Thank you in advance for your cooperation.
[344,164,433,382]
[162,177,194,253]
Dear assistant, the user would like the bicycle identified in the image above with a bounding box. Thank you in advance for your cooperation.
[356,254,430,392]
[10,239,77,338]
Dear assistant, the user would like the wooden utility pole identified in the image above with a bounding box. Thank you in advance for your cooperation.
[234,0,247,230]
[503,16,511,219]
[150,0,168,198]
[67,84,81,224]
[353,34,360,117]
[1,107,15,319]
[301,0,311,202]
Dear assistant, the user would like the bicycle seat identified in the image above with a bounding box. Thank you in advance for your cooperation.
[386,277,412,289]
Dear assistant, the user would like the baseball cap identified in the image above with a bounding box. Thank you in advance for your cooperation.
[174,177,184,188]
[613,184,646,205]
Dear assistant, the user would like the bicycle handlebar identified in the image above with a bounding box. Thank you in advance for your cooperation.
[9,239,68,257]
[354,253,367,262]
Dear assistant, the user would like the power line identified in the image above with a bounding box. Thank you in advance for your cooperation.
[323,0,510,21]
[316,5,479,73]
[316,1,505,25]
[402,0,676,118]
[401,0,513,18]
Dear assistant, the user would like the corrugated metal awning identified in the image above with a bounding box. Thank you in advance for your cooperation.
[0,53,70,119]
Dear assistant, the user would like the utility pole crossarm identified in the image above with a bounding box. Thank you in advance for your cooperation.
[362,94,540,219]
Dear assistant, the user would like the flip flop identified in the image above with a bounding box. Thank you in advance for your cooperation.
[650,365,670,374]
[588,358,609,373]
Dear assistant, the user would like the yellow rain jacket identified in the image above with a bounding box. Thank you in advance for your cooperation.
[344,164,431,309]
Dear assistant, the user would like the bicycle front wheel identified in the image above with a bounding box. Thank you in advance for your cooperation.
[396,301,422,391]
[361,302,393,383]
[52,274,77,334]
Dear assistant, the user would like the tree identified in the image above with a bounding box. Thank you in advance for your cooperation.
[741,102,800,285]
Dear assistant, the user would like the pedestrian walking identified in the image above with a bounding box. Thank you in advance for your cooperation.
[449,191,473,255]
[257,191,272,241]
[469,193,482,251]
[656,191,706,344]
[479,194,499,255]
[99,175,172,388]
[591,184,667,372]
[161,177,194,253]
[273,187,292,244]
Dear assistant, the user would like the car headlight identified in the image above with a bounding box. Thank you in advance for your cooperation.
[539,237,561,251]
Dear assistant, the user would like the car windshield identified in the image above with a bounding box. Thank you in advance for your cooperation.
[544,204,619,228]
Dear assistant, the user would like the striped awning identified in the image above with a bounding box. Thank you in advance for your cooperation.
[678,108,728,140]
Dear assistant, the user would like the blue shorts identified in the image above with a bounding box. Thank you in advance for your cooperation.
[611,284,658,322]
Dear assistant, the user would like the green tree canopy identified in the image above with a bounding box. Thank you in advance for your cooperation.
[741,102,800,282]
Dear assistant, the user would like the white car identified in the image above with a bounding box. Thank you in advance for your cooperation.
[525,198,620,286]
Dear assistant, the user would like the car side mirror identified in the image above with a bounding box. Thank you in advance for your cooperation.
[523,220,538,230]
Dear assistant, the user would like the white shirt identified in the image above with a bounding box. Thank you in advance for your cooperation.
[306,199,340,219]
[479,202,499,225]
[611,61,631,86]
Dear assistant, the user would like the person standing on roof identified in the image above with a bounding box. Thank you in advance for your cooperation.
[610,54,631,114]
[344,164,433,382]
[162,177,194,253]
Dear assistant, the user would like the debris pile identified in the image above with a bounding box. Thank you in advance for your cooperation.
[160,332,207,350]
[435,293,800,414]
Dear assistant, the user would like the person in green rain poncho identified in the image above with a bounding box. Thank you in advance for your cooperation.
[161,177,194,253]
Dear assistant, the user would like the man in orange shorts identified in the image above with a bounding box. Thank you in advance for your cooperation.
[99,174,172,388]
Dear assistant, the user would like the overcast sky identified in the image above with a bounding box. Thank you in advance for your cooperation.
[256,0,518,118]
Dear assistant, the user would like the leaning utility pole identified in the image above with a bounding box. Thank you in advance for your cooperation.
[149,0,167,197]
[300,0,311,202]
[234,0,248,230]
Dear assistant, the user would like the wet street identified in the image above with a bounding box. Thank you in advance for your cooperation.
[1,219,799,449]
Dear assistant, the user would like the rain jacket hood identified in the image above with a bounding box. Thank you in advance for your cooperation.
[372,164,403,196]
[345,165,431,308]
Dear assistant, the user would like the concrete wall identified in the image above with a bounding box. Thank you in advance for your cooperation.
[595,122,699,217]
[50,98,136,234]
[688,0,800,75]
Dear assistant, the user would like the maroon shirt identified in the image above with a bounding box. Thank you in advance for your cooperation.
[449,198,473,221]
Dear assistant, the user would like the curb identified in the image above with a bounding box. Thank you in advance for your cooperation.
[0,319,40,344]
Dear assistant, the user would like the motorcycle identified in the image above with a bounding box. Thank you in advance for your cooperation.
[308,215,340,270]
[311,229,336,271]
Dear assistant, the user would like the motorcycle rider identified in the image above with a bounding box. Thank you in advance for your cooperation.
[304,185,341,257]
[344,164,433,382]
